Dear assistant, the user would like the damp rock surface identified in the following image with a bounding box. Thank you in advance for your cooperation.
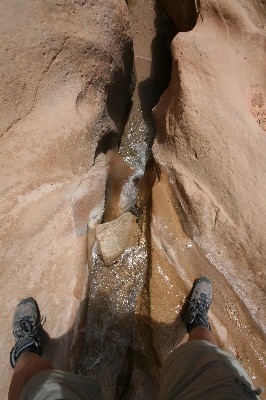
[152,0,266,389]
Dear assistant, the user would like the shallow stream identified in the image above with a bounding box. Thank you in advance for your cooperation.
[79,1,173,398]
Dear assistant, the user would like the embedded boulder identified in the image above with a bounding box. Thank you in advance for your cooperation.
[96,211,139,264]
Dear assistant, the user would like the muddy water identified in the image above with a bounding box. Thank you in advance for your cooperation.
[79,240,148,398]
[79,1,172,399]
[120,0,171,171]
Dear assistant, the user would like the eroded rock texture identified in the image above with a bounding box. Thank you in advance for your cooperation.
[152,0,266,388]
[0,0,133,397]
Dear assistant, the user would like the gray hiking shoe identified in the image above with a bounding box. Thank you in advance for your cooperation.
[184,277,212,333]
[10,298,44,368]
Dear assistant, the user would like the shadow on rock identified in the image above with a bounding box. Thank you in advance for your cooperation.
[40,285,188,400]
[157,0,201,32]
[138,2,174,142]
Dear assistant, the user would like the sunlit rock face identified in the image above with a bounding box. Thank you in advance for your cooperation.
[0,0,133,397]
[152,0,266,388]
[96,212,139,264]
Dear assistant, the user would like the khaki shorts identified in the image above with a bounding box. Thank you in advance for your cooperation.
[20,370,103,400]
[20,341,261,400]
[160,340,261,400]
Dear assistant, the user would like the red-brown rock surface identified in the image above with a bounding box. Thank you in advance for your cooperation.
[152,0,266,389]
[0,0,133,397]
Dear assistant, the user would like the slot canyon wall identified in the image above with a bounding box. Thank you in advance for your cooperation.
[151,0,266,390]
[0,0,265,398]
[0,0,133,398]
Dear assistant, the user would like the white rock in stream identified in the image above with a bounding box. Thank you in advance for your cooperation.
[96,212,139,264]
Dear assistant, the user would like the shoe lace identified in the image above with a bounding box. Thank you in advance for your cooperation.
[188,293,209,322]
[14,315,46,340]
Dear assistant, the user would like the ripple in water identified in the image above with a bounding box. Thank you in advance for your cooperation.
[79,239,148,399]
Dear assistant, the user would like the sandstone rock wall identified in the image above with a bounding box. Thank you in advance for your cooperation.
[152,0,266,387]
[0,1,133,398]
[1,0,266,397]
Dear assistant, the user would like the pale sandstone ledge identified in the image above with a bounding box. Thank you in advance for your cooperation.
[152,0,266,389]
[0,1,133,398]
[96,211,139,264]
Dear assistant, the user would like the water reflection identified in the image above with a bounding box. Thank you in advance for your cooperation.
[79,240,148,399]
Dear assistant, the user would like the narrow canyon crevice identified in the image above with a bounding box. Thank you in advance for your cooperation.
[77,0,266,397]
[0,0,265,399]
[78,1,174,398]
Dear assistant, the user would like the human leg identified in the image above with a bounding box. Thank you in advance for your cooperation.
[188,325,217,345]
[8,297,103,400]
[8,297,51,400]
[184,277,217,345]
[159,277,263,399]
[159,340,262,399]
[8,352,52,400]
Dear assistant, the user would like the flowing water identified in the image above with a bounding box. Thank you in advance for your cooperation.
[79,2,172,399]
